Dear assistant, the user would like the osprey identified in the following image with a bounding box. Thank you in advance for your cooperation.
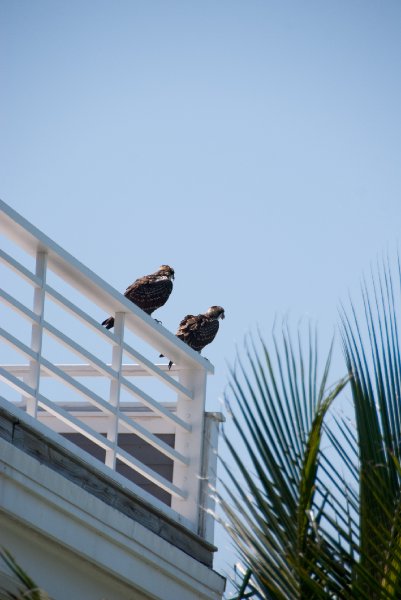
[102,265,175,329]
[161,305,225,369]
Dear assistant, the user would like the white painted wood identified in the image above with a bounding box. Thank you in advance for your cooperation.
[0,337,189,463]
[105,312,124,469]
[36,405,178,435]
[172,369,207,526]
[46,282,194,397]
[1,318,193,517]
[122,341,193,399]
[199,413,225,544]
[1,356,187,463]
[120,375,191,432]
[1,327,38,361]
[37,395,184,497]
[0,354,192,507]
[0,199,214,373]
[118,411,188,465]
[0,517,154,600]
[0,440,225,599]
[37,395,114,451]
[45,321,190,431]
[115,447,186,498]
[43,319,118,378]
[0,340,188,476]
[39,357,117,414]
[45,282,118,343]
[0,288,39,323]
[0,199,221,538]
[0,366,35,398]
[0,248,41,286]
[0,330,118,415]
[4,362,186,377]
[0,397,192,522]
[25,251,47,417]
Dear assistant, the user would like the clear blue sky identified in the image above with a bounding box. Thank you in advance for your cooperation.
[2,0,401,589]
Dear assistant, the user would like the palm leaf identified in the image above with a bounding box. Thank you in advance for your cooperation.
[0,549,51,600]
[219,324,348,598]
[221,256,401,599]
[339,257,401,597]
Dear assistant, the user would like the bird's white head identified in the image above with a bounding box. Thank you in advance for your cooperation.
[206,306,225,320]
[157,265,175,280]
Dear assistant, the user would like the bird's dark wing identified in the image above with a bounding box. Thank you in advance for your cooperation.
[102,316,115,329]
[124,275,173,315]
[176,315,219,352]
[177,314,196,328]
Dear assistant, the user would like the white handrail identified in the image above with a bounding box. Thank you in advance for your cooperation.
[0,199,213,373]
[0,247,41,285]
[0,329,188,463]
[2,363,185,377]
[0,199,217,537]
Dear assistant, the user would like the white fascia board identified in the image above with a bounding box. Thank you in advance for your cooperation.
[0,200,213,374]
[0,437,225,600]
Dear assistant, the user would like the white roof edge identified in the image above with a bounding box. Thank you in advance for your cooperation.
[0,199,214,374]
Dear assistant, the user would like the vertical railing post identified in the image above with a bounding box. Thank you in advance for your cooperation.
[171,368,207,529]
[105,312,125,470]
[198,412,224,543]
[25,251,47,418]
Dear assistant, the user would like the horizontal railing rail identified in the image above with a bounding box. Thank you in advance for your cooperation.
[0,201,213,372]
[1,362,182,377]
[0,200,218,540]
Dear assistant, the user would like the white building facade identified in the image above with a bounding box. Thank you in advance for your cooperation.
[0,200,225,599]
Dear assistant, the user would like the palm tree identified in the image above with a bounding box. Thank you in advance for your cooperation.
[219,260,401,599]
[0,549,52,600]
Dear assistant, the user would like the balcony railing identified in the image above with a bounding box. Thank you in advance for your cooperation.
[0,199,220,541]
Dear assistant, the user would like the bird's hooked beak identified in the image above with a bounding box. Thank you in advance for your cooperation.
[220,312,225,320]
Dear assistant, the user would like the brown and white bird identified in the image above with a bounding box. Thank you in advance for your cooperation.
[102,265,175,329]
[162,305,225,369]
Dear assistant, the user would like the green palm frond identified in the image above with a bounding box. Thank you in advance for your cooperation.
[0,549,51,600]
[219,324,349,599]
[220,256,401,600]
[339,257,401,597]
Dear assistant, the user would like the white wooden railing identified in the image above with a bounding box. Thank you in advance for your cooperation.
[0,199,219,540]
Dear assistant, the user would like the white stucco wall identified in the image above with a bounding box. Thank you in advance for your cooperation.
[0,438,225,600]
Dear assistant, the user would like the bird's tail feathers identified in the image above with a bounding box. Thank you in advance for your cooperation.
[102,316,115,329]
